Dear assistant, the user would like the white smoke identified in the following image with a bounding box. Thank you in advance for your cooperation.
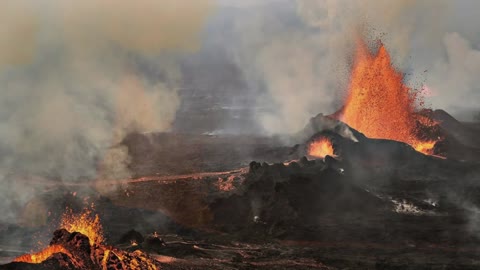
[0,0,212,223]
[230,0,480,134]
[427,32,480,118]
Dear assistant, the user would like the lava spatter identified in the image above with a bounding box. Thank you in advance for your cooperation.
[337,39,438,155]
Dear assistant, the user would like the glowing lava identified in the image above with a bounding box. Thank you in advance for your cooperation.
[308,137,336,158]
[13,207,103,265]
[60,207,104,246]
[60,209,104,246]
[338,39,437,155]
[12,207,159,269]
[14,245,72,264]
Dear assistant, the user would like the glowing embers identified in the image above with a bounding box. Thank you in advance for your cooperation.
[413,140,437,155]
[60,207,104,246]
[338,39,438,155]
[13,207,102,265]
[308,137,336,159]
[11,206,160,269]
[13,245,72,264]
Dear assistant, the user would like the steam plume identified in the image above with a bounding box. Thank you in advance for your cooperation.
[0,0,212,223]
[230,0,480,134]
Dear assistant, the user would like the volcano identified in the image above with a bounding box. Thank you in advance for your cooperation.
[332,39,441,155]
[2,37,480,270]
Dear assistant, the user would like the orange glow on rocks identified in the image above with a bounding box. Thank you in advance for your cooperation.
[13,245,71,264]
[339,39,437,154]
[13,207,102,264]
[12,207,160,269]
[308,137,335,158]
[60,207,104,246]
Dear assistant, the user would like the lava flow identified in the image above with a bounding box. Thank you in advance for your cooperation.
[13,245,72,264]
[308,137,336,158]
[337,39,438,155]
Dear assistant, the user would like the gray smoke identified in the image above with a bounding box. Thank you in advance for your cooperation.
[0,0,212,223]
[226,0,480,135]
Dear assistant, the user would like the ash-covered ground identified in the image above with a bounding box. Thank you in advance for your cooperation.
[2,110,480,269]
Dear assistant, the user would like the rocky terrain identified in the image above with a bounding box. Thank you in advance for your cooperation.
[2,111,480,269]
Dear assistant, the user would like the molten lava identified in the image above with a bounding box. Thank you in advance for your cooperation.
[14,245,72,264]
[13,207,103,265]
[308,137,336,158]
[11,207,160,269]
[60,207,104,246]
[338,39,437,154]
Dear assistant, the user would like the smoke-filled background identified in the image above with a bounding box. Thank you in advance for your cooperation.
[1,0,480,223]
[213,0,480,134]
[0,0,213,222]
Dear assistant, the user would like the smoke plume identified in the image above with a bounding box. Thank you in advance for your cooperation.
[229,0,480,134]
[0,0,212,223]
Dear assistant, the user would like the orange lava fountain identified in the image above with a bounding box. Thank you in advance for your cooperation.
[339,39,437,154]
[12,207,160,269]
[14,207,104,264]
[308,137,336,158]
[60,207,104,246]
